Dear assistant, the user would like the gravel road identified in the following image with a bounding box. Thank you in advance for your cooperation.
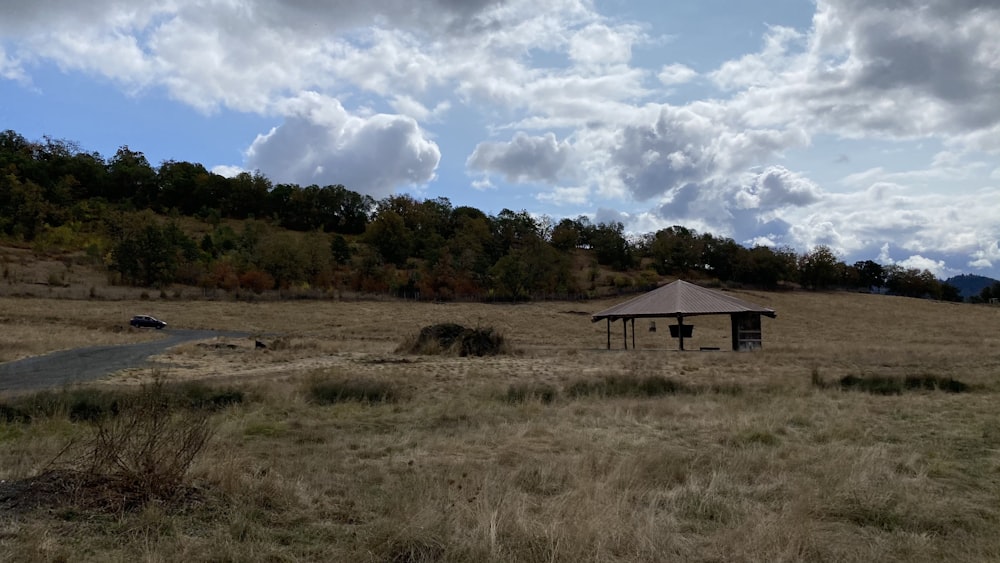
[0,329,247,393]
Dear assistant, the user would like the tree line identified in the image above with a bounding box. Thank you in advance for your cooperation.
[0,130,963,301]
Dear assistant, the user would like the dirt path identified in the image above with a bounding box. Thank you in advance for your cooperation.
[0,329,247,393]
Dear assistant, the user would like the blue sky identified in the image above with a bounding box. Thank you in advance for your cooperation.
[2,0,999,278]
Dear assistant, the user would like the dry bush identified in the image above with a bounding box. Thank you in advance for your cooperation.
[398,323,510,357]
[71,380,215,509]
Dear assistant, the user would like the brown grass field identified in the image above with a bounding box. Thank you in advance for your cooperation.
[2,289,1000,562]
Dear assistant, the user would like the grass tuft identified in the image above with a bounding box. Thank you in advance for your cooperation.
[0,382,245,423]
[504,382,558,404]
[566,374,688,398]
[307,377,399,405]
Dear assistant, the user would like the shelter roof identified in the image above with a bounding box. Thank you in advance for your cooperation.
[591,280,777,321]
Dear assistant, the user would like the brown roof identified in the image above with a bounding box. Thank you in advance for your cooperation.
[592,280,777,321]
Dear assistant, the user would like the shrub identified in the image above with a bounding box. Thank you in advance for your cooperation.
[175,381,245,410]
[240,269,275,294]
[398,323,510,357]
[307,378,398,405]
[0,403,31,423]
[73,380,215,509]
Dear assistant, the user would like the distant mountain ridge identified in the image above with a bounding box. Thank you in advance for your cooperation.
[945,274,1000,299]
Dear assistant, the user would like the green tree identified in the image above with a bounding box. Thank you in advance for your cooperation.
[649,226,704,274]
[0,175,47,239]
[107,146,158,205]
[701,235,743,281]
[364,210,411,266]
[493,209,541,255]
[854,260,886,291]
[331,234,352,265]
[109,215,196,286]
[490,239,575,299]
[737,245,797,288]
[798,245,842,289]
[590,222,634,271]
[222,171,270,219]
[550,217,585,252]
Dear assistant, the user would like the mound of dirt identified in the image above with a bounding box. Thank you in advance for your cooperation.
[398,323,510,357]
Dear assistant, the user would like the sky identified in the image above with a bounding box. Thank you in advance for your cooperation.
[1,0,999,279]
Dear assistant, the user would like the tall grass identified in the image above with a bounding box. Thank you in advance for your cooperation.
[306,376,399,405]
[2,292,1000,561]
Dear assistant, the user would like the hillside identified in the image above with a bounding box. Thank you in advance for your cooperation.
[945,273,999,300]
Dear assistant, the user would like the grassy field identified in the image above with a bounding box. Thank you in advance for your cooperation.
[1,289,1000,562]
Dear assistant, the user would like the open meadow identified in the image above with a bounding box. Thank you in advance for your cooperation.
[2,289,1000,562]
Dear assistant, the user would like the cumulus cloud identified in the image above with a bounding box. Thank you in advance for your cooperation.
[968,240,1000,270]
[467,132,572,184]
[246,93,440,197]
[722,0,1000,142]
[568,23,639,67]
[389,95,450,122]
[594,207,630,226]
[896,255,950,277]
[211,165,244,178]
[735,166,823,210]
[657,64,697,86]
[609,105,809,201]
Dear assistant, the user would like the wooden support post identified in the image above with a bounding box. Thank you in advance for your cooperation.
[622,318,628,350]
[678,316,685,351]
[606,318,611,350]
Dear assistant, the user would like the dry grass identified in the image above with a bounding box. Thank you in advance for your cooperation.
[1,290,1000,561]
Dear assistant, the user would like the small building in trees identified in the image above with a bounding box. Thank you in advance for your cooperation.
[591,280,777,351]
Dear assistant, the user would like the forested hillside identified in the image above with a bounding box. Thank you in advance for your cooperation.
[0,130,965,301]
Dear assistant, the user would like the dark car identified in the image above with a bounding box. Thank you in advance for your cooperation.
[130,315,167,329]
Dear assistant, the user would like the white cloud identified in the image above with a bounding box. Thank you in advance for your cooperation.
[896,255,950,277]
[536,185,590,206]
[594,207,630,226]
[246,92,440,197]
[657,63,697,86]
[568,23,640,67]
[467,132,573,184]
[0,46,26,82]
[211,165,244,178]
[722,0,1000,143]
[389,95,451,122]
[735,166,823,209]
[969,240,1000,270]
[608,104,809,202]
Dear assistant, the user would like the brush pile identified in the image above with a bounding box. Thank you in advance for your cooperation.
[398,323,510,357]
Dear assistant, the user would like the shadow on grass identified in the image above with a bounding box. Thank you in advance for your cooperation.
[565,375,743,400]
[0,381,245,424]
[811,369,970,395]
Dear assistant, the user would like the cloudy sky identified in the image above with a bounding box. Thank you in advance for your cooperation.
[2,0,999,278]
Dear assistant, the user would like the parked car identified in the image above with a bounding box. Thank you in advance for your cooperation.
[130,315,167,329]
